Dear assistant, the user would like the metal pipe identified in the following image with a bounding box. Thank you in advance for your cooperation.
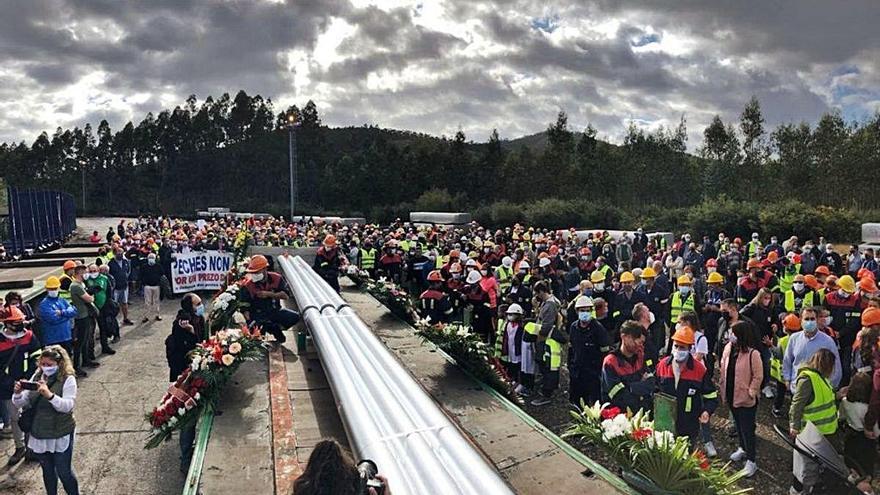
[283,256,513,495]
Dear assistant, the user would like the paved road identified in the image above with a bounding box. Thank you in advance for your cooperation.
[0,297,186,495]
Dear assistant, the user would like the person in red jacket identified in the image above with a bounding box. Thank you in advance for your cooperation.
[242,255,299,344]
[419,271,452,324]
[0,305,42,465]
[656,325,718,450]
[313,235,347,292]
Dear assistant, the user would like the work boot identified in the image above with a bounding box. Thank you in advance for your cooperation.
[75,369,88,378]
[123,319,134,326]
[102,347,116,355]
[142,317,149,323]
[7,447,26,466]
[530,395,552,406]
[156,315,163,321]
[83,361,101,369]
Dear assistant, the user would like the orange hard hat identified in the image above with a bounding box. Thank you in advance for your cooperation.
[671,326,695,346]
[549,245,559,256]
[815,266,830,276]
[858,268,876,281]
[323,234,337,247]
[0,305,26,323]
[246,255,269,273]
[746,259,761,270]
[63,260,77,271]
[863,307,880,327]
[860,277,879,293]
[804,274,820,290]
[427,270,443,282]
[449,249,460,260]
[783,314,801,331]
[767,251,779,263]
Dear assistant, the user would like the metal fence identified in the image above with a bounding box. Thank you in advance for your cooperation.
[3,185,77,255]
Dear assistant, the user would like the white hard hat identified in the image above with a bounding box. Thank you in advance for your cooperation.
[539,257,551,268]
[506,303,524,315]
[574,295,595,309]
[502,256,513,269]
[518,260,530,270]
[466,271,482,284]
[465,258,478,267]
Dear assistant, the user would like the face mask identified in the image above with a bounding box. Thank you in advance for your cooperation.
[824,316,833,326]
[480,270,487,276]
[195,304,205,317]
[707,267,717,274]
[648,311,656,325]
[507,315,518,322]
[251,273,265,283]
[41,365,58,376]
[838,289,850,298]
[802,320,818,333]
[578,311,592,323]
[582,289,592,297]
[792,282,804,291]
[594,283,604,292]
[48,290,59,298]
[673,349,690,362]
[148,259,156,265]
[679,286,691,295]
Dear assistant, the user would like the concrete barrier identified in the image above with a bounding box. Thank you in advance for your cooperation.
[863,223,880,244]
[409,212,472,225]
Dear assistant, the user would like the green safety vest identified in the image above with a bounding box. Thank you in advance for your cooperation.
[597,265,612,280]
[798,368,837,435]
[399,240,411,252]
[496,266,513,292]
[770,334,793,382]
[747,241,761,258]
[778,264,801,293]
[59,274,73,302]
[361,248,377,270]
[784,290,814,313]
[670,291,695,323]
[494,319,511,359]
[543,338,562,371]
[816,288,826,305]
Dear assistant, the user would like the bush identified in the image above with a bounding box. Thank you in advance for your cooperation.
[685,197,760,239]
[524,198,581,228]
[413,188,465,212]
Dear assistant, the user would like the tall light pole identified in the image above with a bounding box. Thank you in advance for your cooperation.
[287,113,299,222]
[78,159,86,213]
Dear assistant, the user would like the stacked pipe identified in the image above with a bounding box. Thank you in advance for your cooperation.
[277,255,514,495]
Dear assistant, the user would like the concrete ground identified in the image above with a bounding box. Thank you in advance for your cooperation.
[0,295,186,494]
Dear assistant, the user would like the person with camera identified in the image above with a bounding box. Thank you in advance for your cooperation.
[12,346,80,495]
[292,439,391,495]
[165,293,205,473]
[0,306,42,466]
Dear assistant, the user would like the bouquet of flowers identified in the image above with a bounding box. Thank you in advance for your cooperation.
[144,325,267,449]
[563,402,749,495]
[345,265,371,287]
[208,283,247,333]
[415,321,520,403]
[365,277,419,324]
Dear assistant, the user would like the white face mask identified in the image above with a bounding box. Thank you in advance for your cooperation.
[507,315,518,322]
[648,311,656,325]
[48,290,59,298]
[792,282,804,291]
[251,272,265,283]
[594,283,604,292]
[673,348,690,362]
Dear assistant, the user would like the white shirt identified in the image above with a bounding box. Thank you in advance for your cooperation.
[506,323,521,364]
[692,331,709,359]
[12,375,77,453]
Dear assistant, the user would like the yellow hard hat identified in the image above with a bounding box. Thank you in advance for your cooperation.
[707,272,724,284]
[677,275,692,286]
[619,271,635,283]
[590,271,605,283]
[838,274,856,293]
[641,267,657,278]
[45,276,61,289]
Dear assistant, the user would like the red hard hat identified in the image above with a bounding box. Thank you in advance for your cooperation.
[0,305,25,323]
[427,270,443,282]
[705,258,717,268]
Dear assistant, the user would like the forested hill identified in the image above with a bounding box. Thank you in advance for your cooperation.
[0,90,878,240]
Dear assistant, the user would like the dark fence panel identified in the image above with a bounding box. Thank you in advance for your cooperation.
[4,186,77,255]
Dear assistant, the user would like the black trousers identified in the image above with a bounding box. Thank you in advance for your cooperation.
[569,372,601,408]
[731,405,757,462]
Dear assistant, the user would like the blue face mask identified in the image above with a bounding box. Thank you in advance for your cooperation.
[195,304,205,317]
[582,289,592,297]
[802,320,818,333]
[578,311,592,323]
[679,286,691,296]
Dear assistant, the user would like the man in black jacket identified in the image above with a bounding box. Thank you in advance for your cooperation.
[568,296,611,407]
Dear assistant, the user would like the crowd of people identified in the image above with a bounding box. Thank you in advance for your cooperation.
[4,215,880,494]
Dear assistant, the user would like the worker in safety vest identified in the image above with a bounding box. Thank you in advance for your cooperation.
[788,348,838,495]
[770,313,802,418]
[531,281,565,406]
[824,274,862,385]
[518,320,539,397]
[778,274,815,318]
[359,240,378,279]
[418,270,452,324]
[0,305,42,464]
[495,256,515,294]
[494,303,525,384]
[668,275,698,352]
[746,232,762,259]
[59,259,77,302]
[656,325,718,449]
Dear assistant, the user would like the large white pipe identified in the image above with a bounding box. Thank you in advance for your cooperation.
[280,255,513,495]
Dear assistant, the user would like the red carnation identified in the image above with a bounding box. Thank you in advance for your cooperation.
[631,428,653,442]
[693,451,710,470]
[600,407,622,420]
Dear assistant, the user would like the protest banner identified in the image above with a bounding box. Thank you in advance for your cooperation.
[171,250,233,293]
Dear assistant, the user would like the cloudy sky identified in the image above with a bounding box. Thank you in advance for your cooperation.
[1,0,878,147]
